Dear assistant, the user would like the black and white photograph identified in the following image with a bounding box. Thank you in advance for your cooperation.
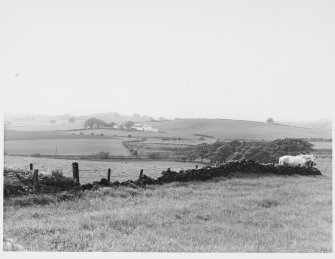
[1,0,333,253]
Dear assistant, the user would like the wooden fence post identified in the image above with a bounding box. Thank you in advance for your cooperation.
[33,169,39,193]
[107,168,111,183]
[138,169,144,187]
[72,162,79,184]
[29,163,33,171]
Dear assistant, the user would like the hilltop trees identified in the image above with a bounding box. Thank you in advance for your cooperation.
[266,118,274,124]
[82,118,137,130]
[124,121,135,130]
[84,118,107,129]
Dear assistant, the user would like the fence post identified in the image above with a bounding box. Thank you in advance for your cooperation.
[72,162,79,184]
[29,163,33,171]
[139,169,143,179]
[107,168,111,183]
[33,169,39,193]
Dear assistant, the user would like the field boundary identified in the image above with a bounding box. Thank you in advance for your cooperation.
[4,160,322,198]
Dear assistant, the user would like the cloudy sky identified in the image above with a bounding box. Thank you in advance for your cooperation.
[1,0,334,121]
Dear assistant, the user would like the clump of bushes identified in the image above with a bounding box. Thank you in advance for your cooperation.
[192,138,315,165]
[4,167,79,198]
[94,151,109,159]
[51,169,63,177]
[148,152,161,159]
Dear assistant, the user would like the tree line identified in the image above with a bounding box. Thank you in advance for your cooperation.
[191,138,314,165]
[83,117,135,130]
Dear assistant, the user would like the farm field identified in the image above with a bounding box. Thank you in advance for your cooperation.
[126,141,195,160]
[6,117,332,141]
[4,156,202,184]
[4,139,129,156]
[4,130,119,141]
[4,130,211,160]
[3,155,332,252]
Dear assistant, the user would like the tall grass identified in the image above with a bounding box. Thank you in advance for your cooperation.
[3,169,332,252]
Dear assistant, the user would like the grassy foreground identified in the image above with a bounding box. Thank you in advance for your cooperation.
[3,167,332,252]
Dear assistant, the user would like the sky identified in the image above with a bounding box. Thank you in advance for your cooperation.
[1,0,334,121]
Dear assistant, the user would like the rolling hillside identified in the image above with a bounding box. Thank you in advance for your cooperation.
[4,112,150,131]
[281,119,332,131]
[148,119,332,140]
[5,113,332,141]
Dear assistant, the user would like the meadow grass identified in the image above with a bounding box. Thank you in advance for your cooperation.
[3,166,332,252]
[4,138,129,156]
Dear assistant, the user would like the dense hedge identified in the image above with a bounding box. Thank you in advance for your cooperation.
[194,138,315,164]
[4,168,79,198]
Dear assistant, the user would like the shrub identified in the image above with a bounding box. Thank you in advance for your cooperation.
[94,151,109,159]
[128,134,132,138]
[68,117,76,123]
[51,169,63,177]
[228,152,243,161]
[199,137,205,141]
[148,152,161,159]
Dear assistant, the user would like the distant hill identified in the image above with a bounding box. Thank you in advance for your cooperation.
[280,119,332,131]
[4,113,332,140]
[4,112,152,131]
[148,119,332,140]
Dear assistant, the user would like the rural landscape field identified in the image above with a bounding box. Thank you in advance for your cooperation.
[2,0,333,253]
[3,113,333,252]
[3,151,332,252]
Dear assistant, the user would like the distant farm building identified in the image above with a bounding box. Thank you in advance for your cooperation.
[131,123,159,132]
[112,123,124,129]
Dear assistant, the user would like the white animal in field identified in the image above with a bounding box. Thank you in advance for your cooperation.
[278,154,316,168]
